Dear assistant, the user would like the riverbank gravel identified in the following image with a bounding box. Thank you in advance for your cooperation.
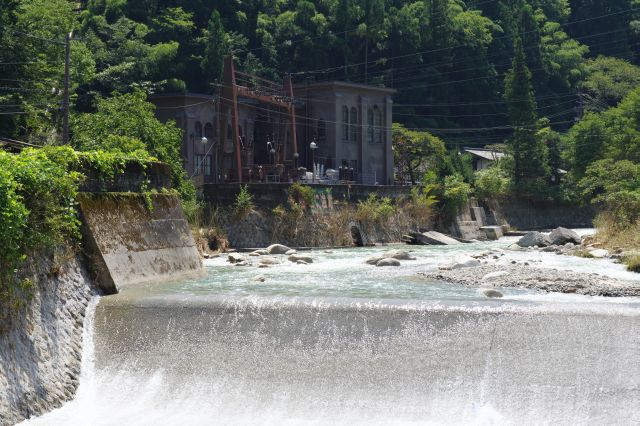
[421,263,640,297]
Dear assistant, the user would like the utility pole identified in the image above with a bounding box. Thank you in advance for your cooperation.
[62,31,72,145]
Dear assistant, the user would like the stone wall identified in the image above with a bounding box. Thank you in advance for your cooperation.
[78,193,204,293]
[490,196,596,230]
[0,252,97,425]
[449,197,596,240]
[216,206,421,249]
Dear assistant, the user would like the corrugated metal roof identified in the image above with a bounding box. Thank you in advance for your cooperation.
[463,148,506,161]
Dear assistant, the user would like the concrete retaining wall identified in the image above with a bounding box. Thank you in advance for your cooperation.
[0,253,96,425]
[490,197,596,230]
[78,193,203,293]
[215,207,420,249]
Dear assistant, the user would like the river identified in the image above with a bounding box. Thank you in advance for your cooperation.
[22,233,640,425]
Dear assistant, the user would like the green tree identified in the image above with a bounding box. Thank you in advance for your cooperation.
[581,56,640,109]
[201,10,229,85]
[71,90,190,196]
[564,112,608,179]
[392,123,446,185]
[504,37,549,184]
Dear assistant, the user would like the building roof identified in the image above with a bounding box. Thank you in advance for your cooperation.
[463,147,506,161]
[294,80,396,95]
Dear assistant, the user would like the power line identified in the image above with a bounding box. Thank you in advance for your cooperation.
[1,26,68,45]
[293,6,640,76]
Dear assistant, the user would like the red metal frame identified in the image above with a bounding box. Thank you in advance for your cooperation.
[219,56,298,182]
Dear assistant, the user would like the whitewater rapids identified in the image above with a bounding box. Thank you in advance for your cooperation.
[21,235,640,425]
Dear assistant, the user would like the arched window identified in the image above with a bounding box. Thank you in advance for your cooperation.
[367,108,374,144]
[350,107,358,142]
[374,106,382,144]
[317,118,326,142]
[204,123,213,139]
[342,106,349,141]
[195,121,203,137]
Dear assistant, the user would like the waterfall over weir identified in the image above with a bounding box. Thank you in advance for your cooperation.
[23,241,640,425]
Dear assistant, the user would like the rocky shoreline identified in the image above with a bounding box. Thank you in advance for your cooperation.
[421,259,640,297]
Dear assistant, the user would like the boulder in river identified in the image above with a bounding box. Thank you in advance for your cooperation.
[227,253,246,264]
[285,249,298,255]
[549,227,582,245]
[366,250,416,265]
[376,258,401,267]
[251,275,266,282]
[260,257,281,265]
[516,231,552,248]
[289,254,314,264]
[479,288,503,298]
[383,250,416,260]
[439,255,481,270]
[249,249,269,256]
[266,244,292,255]
[366,255,386,265]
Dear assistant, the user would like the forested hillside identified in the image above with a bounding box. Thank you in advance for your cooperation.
[0,0,639,281]
[1,0,638,144]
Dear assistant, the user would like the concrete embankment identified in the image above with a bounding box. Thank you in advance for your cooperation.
[0,253,96,426]
[78,193,204,293]
[1,192,204,424]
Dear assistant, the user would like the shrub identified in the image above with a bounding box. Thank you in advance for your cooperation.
[442,174,472,217]
[356,193,396,224]
[474,166,510,200]
[288,182,315,208]
[0,146,165,312]
[0,147,84,311]
[234,185,254,218]
[403,185,438,227]
[625,255,640,273]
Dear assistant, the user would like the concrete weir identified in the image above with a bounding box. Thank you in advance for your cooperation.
[78,193,204,293]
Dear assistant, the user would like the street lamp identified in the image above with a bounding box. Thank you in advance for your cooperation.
[310,139,318,182]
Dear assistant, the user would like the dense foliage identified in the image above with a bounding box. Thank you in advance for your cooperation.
[1,0,639,144]
[0,146,162,311]
[0,0,639,276]
[71,90,193,198]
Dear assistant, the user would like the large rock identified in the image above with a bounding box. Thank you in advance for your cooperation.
[249,249,269,257]
[479,288,503,298]
[259,256,281,265]
[549,227,581,245]
[366,255,386,265]
[376,258,401,267]
[516,231,552,248]
[227,253,245,264]
[288,254,313,264]
[383,250,416,260]
[266,244,292,255]
[366,250,416,265]
[439,255,481,270]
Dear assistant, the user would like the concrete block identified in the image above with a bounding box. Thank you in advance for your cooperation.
[480,226,504,240]
[78,193,204,293]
